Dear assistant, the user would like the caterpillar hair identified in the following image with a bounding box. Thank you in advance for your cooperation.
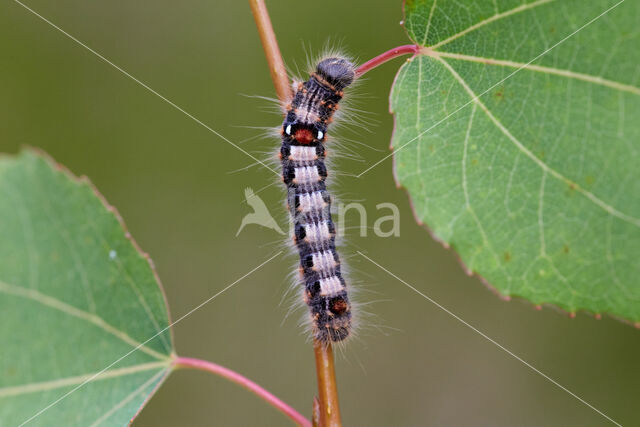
[279,56,357,344]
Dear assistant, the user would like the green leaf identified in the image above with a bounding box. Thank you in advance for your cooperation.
[392,0,640,321]
[0,150,174,426]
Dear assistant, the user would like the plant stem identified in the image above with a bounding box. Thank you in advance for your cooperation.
[313,342,342,426]
[173,356,311,427]
[248,1,343,425]
[248,5,419,426]
[249,0,292,103]
[355,44,420,77]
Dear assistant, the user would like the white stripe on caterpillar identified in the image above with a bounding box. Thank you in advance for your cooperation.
[319,276,345,297]
[289,146,318,162]
[294,166,321,185]
[312,250,338,275]
[298,191,326,213]
[304,221,331,243]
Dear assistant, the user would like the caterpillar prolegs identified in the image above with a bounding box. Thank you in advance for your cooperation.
[280,57,356,343]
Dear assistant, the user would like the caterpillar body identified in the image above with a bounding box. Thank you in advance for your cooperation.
[280,57,356,343]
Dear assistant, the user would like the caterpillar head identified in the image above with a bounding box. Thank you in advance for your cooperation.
[316,57,355,90]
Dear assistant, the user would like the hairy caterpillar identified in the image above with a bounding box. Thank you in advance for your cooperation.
[280,57,356,343]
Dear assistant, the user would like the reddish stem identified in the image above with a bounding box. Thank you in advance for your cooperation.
[249,0,292,102]
[173,356,311,427]
[355,44,420,77]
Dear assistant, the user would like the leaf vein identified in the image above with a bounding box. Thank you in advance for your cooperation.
[0,280,168,361]
[429,0,557,49]
[430,51,640,96]
[461,103,507,276]
[89,369,167,426]
[0,361,169,398]
[424,0,438,46]
[437,56,640,227]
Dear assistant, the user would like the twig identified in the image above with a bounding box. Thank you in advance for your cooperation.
[313,341,342,426]
[173,356,311,427]
[355,44,420,76]
[248,1,343,425]
[249,0,292,103]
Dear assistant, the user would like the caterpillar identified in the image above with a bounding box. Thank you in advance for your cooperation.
[280,57,356,344]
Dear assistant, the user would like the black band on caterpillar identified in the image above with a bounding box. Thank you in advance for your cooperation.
[280,57,355,343]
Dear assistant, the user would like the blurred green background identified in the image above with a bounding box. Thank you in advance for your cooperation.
[1,1,638,426]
